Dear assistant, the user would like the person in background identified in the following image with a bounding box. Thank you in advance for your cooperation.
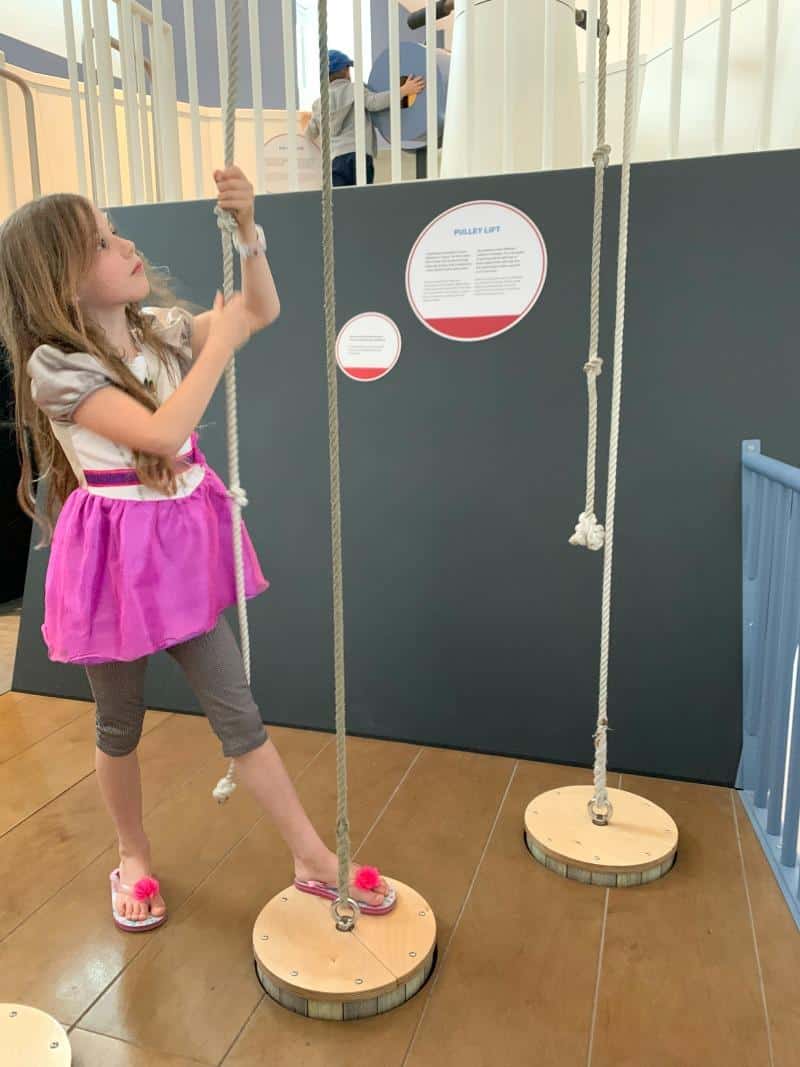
[303,50,425,187]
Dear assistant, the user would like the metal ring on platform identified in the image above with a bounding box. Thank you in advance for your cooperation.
[588,796,614,826]
[331,896,359,932]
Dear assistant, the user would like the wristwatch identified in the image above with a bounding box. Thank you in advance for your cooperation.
[232,223,266,258]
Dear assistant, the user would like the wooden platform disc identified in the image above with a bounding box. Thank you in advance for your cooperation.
[0,1004,71,1065]
[524,785,679,887]
[253,878,437,1020]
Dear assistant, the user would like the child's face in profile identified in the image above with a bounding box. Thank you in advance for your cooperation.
[77,206,151,312]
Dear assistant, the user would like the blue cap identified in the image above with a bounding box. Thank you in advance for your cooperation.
[328,50,353,74]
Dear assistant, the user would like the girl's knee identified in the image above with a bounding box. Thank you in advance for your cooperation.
[95,730,142,758]
[95,713,144,757]
[88,661,147,758]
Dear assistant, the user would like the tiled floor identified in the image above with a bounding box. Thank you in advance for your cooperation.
[1,689,798,1066]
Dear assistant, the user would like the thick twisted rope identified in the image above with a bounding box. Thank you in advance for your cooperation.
[569,0,609,552]
[212,0,251,803]
[591,0,641,825]
[316,0,353,927]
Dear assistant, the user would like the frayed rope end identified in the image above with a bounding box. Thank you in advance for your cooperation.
[212,776,237,803]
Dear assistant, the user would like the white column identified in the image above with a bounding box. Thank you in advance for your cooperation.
[281,0,298,191]
[669,0,686,158]
[91,0,123,203]
[149,2,167,200]
[426,0,439,179]
[463,0,474,175]
[248,0,266,194]
[713,0,732,154]
[388,0,402,182]
[132,15,155,202]
[118,0,145,202]
[183,0,204,197]
[162,24,183,200]
[150,0,182,201]
[352,0,368,186]
[541,0,555,169]
[500,0,513,172]
[583,0,597,165]
[62,0,88,196]
[0,51,16,212]
[759,0,780,150]
[81,0,106,204]
[214,0,229,112]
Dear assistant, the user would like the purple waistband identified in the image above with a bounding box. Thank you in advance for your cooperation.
[84,443,200,488]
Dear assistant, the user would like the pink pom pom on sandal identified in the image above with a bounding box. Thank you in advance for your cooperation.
[109,869,167,933]
[294,865,397,915]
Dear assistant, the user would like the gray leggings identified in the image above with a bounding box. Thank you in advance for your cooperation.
[86,617,268,758]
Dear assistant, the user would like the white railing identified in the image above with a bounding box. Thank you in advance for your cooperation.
[66,0,182,205]
[669,0,687,156]
[0,1,797,220]
[281,0,300,191]
[0,53,41,214]
[713,0,732,153]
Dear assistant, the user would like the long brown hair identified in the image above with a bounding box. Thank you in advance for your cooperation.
[0,193,190,544]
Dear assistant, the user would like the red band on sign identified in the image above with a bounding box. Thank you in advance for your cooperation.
[343,367,389,380]
[424,315,520,339]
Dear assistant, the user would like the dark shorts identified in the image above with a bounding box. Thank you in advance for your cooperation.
[332,153,375,187]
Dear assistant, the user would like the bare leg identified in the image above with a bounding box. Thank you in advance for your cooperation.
[234,739,387,906]
[165,620,389,906]
[89,656,165,922]
[95,747,167,920]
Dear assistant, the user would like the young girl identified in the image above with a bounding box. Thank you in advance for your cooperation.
[0,166,394,931]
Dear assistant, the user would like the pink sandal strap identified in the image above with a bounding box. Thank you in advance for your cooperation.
[110,870,161,901]
[293,868,397,915]
[296,866,385,895]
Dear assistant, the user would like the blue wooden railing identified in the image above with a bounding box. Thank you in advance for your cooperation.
[738,440,800,929]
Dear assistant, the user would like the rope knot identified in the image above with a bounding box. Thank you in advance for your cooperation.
[592,144,611,166]
[214,204,239,237]
[569,511,606,551]
[593,718,611,741]
[583,355,603,377]
[228,485,249,508]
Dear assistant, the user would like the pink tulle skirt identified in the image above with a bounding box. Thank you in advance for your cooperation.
[42,462,268,665]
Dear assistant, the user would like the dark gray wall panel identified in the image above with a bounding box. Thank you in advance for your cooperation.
[16,150,800,785]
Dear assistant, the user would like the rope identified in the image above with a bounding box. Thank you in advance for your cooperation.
[569,0,609,553]
[212,0,250,804]
[208,0,352,931]
[316,0,353,927]
[591,0,642,824]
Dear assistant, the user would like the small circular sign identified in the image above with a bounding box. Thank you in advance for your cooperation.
[406,200,547,342]
[263,133,321,193]
[335,313,402,382]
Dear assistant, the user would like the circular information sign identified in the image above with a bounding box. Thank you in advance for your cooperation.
[335,313,402,382]
[406,200,547,342]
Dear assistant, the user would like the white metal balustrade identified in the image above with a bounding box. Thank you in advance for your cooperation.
[0,1,797,218]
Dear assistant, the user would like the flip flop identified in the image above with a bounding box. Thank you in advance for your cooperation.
[110,869,168,933]
[294,865,397,916]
